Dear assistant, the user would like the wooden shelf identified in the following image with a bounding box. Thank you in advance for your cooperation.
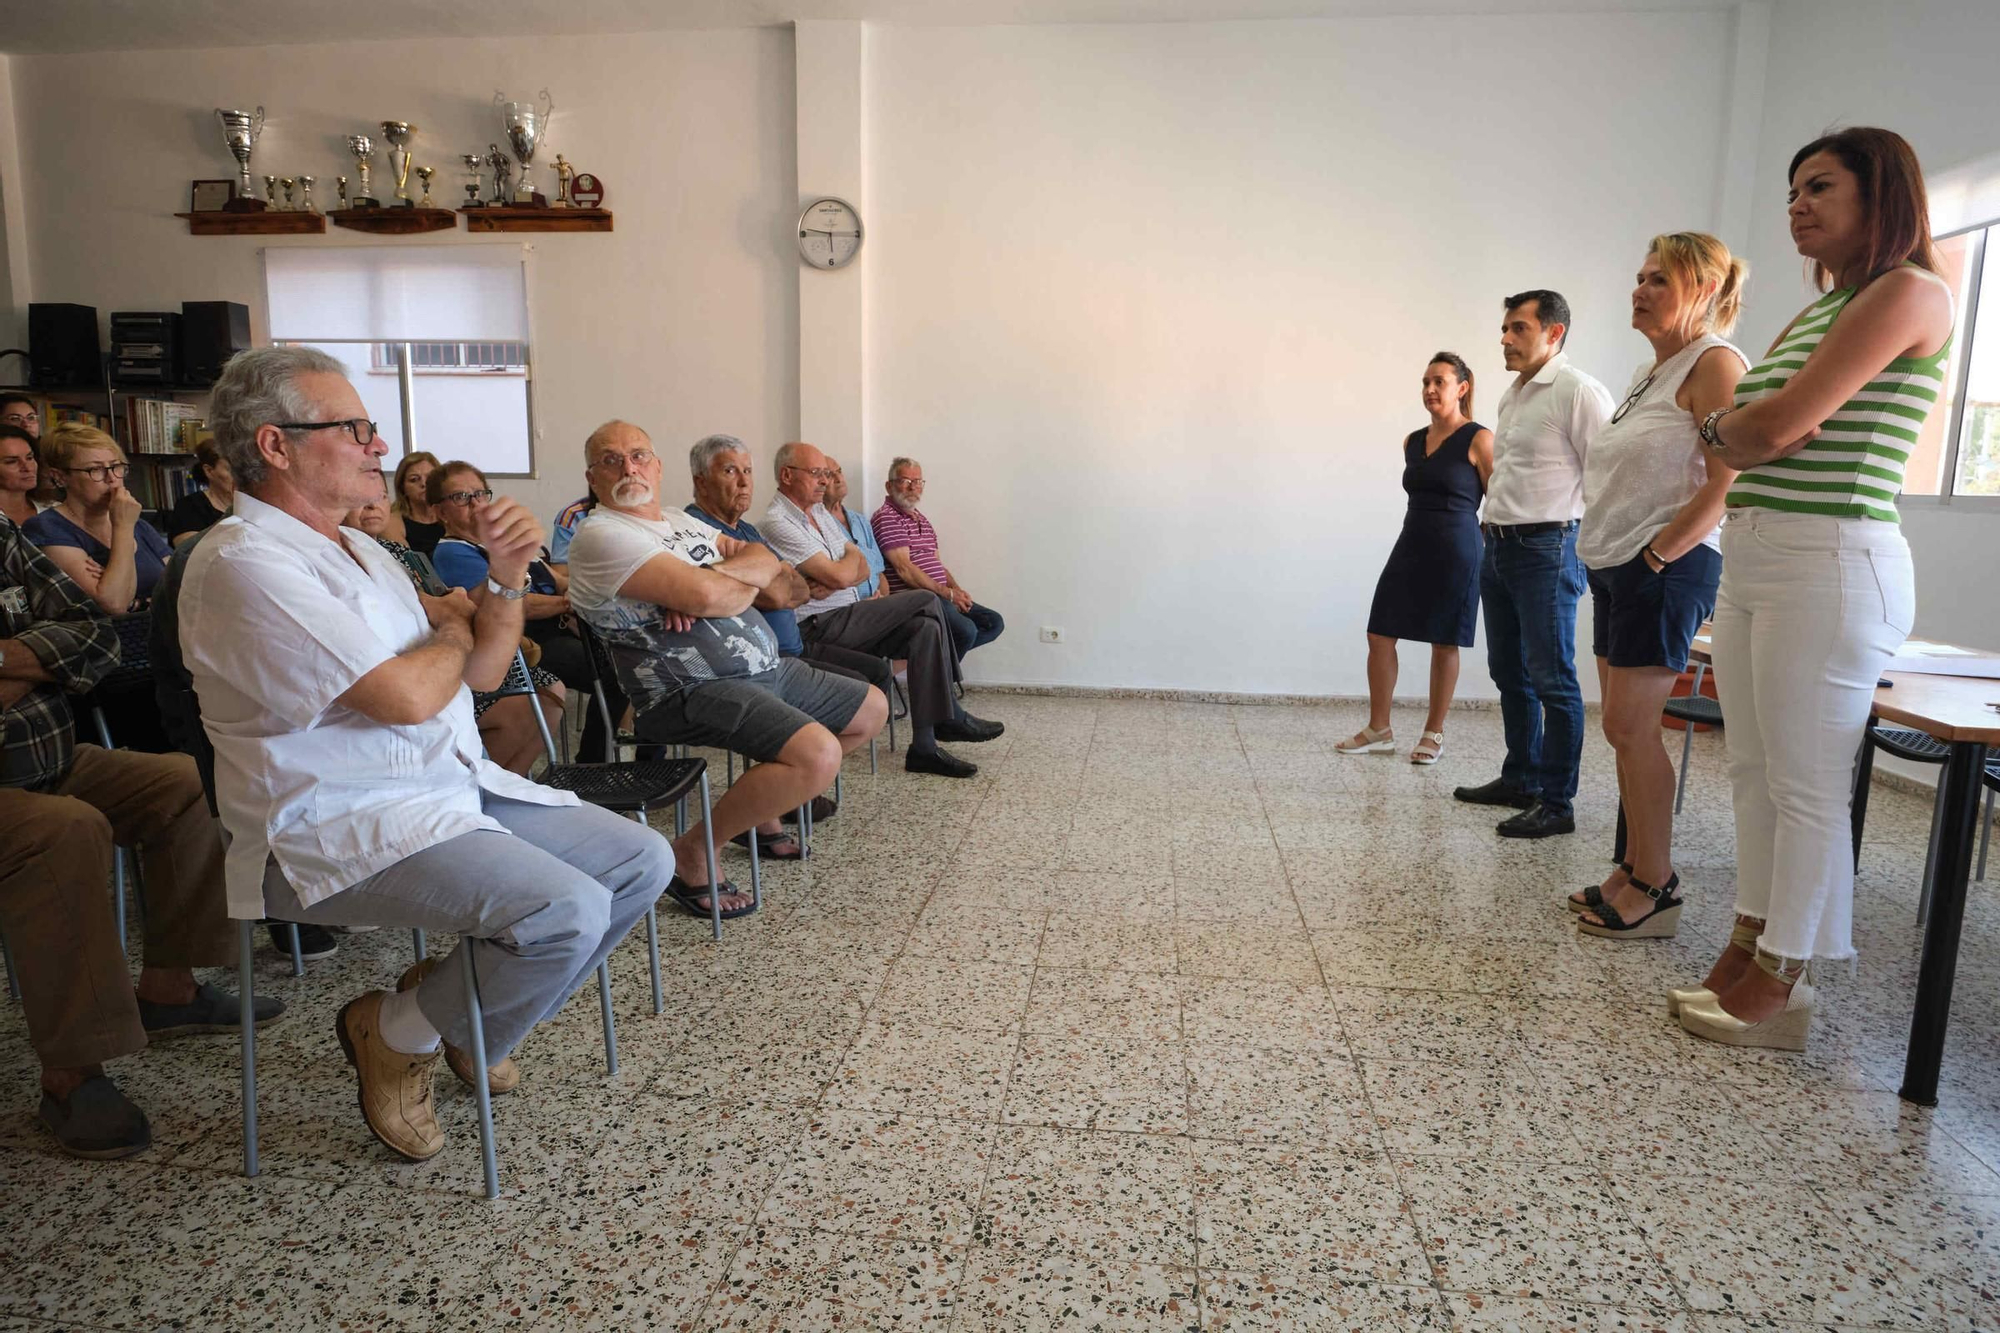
[177,210,326,236]
[330,207,459,235]
[461,207,613,233]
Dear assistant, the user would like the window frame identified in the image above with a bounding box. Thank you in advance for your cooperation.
[1905,215,2000,511]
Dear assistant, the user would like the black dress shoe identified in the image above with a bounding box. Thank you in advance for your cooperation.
[265,921,339,961]
[1452,777,1538,809]
[934,715,1004,743]
[783,795,838,823]
[906,747,978,778]
[1497,802,1576,839]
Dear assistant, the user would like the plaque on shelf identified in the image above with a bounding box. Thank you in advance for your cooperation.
[189,179,236,212]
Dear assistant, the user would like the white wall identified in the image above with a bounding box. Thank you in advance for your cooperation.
[1743,0,2000,653]
[4,28,799,527]
[864,13,1736,693]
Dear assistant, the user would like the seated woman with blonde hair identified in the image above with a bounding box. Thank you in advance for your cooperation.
[24,422,173,614]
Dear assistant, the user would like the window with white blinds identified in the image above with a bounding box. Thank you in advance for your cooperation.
[263,245,534,475]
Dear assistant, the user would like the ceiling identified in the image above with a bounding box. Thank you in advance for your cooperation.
[0,0,1737,56]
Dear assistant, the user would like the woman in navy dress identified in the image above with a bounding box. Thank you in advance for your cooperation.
[1337,353,1492,765]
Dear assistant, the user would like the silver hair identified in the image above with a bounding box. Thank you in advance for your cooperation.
[772,441,808,475]
[690,433,747,477]
[209,345,348,489]
[887,455,920,479]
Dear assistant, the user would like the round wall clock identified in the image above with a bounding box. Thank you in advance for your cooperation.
[798,196,862,269]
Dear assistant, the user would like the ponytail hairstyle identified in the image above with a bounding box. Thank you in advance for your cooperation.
[1647,232,1749,337]
[1788,126,1939,291]
[1427,351,1475,419]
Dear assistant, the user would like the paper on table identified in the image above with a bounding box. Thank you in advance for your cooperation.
[1889,640,2000,679]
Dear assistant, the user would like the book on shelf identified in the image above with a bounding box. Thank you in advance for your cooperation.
[22,396,112,433]
[120,395,206,455]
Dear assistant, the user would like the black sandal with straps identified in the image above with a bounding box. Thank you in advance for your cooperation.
[1567,862,1633,915]
[1576,872,1683,939]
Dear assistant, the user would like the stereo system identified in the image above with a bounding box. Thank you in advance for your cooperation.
[27,299,252,388]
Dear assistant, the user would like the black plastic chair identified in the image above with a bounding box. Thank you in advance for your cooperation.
[83,610,159,953]
[1852,721,1957,922]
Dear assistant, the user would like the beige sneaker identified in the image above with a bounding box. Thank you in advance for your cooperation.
[398,960,522,1096]
[336,991,444,1161]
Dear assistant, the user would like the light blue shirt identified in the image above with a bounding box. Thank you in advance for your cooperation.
[840,505,885,598]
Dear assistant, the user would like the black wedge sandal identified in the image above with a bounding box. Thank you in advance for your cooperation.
[1567,862,1633,915]
[1576,872,1682,939]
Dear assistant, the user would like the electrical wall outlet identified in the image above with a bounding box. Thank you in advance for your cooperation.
[1039,626,1063,643]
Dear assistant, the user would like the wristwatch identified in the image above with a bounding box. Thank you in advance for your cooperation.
[486,576,530,602]
[1698,406,1735,452]
[1642,543,1668,571]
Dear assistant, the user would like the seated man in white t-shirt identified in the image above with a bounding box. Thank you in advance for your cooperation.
[564,421,887,915]
[179,347,673,1165]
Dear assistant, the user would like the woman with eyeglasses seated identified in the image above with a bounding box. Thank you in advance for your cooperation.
[423,460,572,774]
[24,422,173,614]
[1568,232,1747,941]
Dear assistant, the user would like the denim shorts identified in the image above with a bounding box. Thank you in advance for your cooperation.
[636,657,869,761]
[1587,544,1722,671]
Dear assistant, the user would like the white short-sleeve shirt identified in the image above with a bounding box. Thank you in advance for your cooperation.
[759,493,862,619]
[179,492,577,920]
[1484,352,1616,527]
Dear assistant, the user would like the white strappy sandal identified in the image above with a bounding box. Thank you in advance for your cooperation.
[1335,725,1395,755]
[1409,731,1445,765]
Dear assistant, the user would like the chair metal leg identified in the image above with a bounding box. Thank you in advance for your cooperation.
[1978,787,1994,883]
[727,751,735,787]
[4,932,19,1000]
[412,928,427,962]
[869,737,877,775]
[626,809,664,1012]
[113,848,128,953]
[238,919,259,1178]
[287,923,304,977]
[797,804,810,860]
[461,947,500,1200]
[1674,719,1696,815]
[748,824,761,903]
[1851,728,1879,873]
[835,772,843,807]
[1918,776,1950,925]
[597,960,619,1074]
[702,773,723,941]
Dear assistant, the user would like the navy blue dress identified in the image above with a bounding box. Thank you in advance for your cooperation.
[1365,421,1485,647]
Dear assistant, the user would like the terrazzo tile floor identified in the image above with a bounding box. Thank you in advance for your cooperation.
[3,693,1999,1331]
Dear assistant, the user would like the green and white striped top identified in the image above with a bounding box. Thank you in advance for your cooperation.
[1726,282,1951,523]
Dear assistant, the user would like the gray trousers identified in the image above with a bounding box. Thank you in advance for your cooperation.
[801,589,959,728]
[262,795,671,1058]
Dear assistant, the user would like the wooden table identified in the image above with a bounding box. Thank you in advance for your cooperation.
[1689,631,1999,1105]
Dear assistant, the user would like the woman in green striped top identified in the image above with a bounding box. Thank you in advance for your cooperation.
[1671,128,1956,1051]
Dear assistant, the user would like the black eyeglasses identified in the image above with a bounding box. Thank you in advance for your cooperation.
[64,462,132,481]
[1610,373,1656,425]
[274,418,378,446]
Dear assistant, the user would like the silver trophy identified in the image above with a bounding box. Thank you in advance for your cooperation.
[214,107,267,211]
[485,143,513,206]
[280,176,296,210]
[460,152,484,206]
[299,175,318,213]
[495,89,553,204]
[415,166,435,208]
[263,174,278,209]
[347,133,380,207]
[380,120,416,206]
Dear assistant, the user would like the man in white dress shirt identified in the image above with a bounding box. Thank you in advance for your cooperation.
[1453,290,1614,838]
[179,347,671,1163]
[759,440,1002,779]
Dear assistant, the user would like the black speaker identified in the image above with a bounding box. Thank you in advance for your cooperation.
[28,302,99,387]
[179,301,251,386]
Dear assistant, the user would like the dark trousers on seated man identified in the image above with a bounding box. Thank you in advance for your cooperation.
[939,598,1005,662]
[1476,523,1586,831]
[799,589,1000,774]
[1,746,240,1071]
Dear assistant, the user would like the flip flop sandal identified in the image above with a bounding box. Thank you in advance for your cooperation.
[666,874,756,920]
[729,829,804,860]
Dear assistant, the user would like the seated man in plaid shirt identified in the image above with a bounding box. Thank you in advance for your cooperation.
[0,517,280,1159]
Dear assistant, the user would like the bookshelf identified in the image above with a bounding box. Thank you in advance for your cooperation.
[3,355,214,513]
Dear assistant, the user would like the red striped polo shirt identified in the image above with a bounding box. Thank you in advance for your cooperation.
[870,502,950,592]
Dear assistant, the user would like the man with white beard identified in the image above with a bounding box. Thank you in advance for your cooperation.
[564,421,887,920]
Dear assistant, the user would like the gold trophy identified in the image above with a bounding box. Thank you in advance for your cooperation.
[416,166,436,208]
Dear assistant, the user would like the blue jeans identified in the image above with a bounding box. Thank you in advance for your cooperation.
[1479,524,1586,816]
[938,597,1005,660]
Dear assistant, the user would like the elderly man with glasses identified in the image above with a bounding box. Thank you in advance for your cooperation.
[177,348,672,1162]
[871,456,1006,662]
[565,420,888,901]
[761,440,1002,779]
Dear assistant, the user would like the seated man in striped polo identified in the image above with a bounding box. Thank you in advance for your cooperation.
[870,455,1006,663]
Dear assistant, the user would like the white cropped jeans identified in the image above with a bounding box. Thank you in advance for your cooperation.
[1710,508,1914,961]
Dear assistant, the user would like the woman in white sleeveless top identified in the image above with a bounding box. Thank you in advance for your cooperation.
[1569,233,1748,940]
